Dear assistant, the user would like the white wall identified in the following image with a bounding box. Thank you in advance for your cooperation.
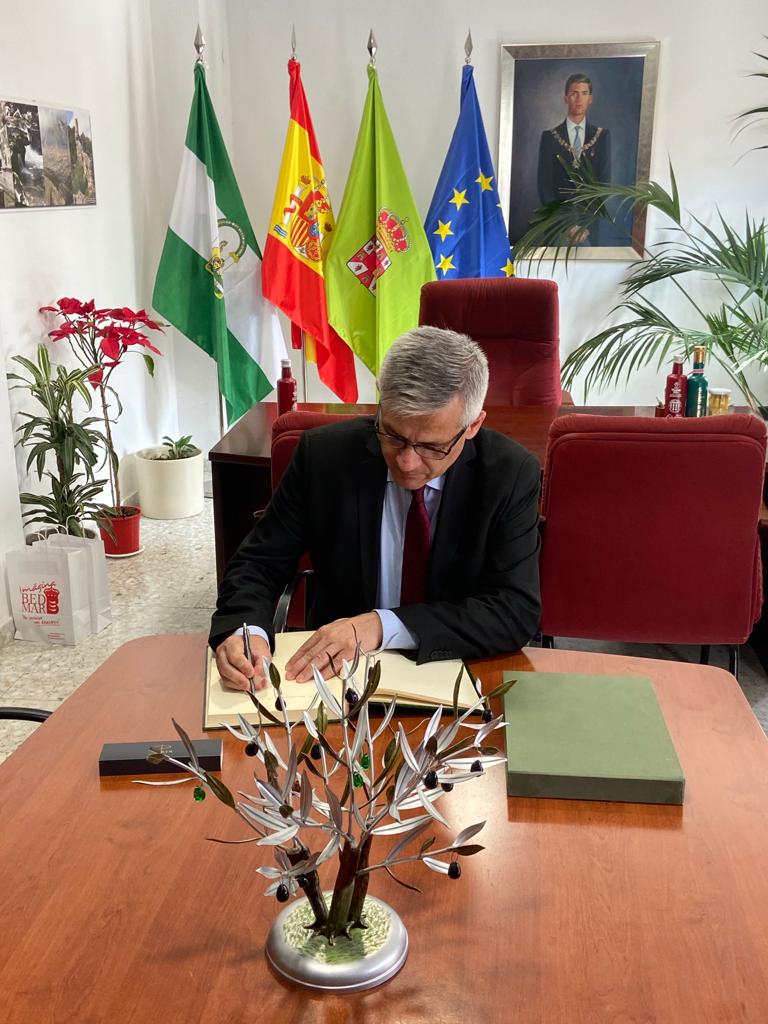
[2,0,768,631]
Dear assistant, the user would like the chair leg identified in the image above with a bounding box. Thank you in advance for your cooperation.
[728,645,739,679]
[541,635,555,649]
[699,645,710,665]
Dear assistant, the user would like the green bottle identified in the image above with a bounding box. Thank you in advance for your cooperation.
[685,346,708,417]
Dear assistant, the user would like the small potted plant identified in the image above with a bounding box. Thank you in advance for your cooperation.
[134,434,204,519]
[8,343,111,539]
[40,297,163,556]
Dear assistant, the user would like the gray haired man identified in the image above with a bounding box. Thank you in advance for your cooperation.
[211,326,541,689]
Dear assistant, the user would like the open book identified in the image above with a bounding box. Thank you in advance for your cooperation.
[204,630,479,729]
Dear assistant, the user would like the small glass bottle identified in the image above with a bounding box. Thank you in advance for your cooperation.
[276,359,298,416]
[664,355,688,417]
[685,346,708,417]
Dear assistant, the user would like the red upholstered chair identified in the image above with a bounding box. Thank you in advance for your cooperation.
[419,277,562,405]
[538,414,767,679]
[271,410,355,629]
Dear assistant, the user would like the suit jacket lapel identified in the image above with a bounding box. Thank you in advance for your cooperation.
[358,431,388,609]
[428,436,476,598]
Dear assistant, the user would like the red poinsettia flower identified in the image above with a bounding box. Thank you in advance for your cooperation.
[48,323,80,341]
[99,329,122,362]
[87,367,104,388]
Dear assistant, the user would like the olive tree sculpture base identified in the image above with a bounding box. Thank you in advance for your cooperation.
[266,893,408,992]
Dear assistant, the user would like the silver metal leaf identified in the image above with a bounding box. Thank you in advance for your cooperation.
[257,824,300,846]
[316,832,341,865]
[371,698,397,741]
[263,881,280,897]
[324,785,343,832]
[372,813,432,836]
[452,821,486,848]
[398,723,421,774]
[312,665,343,718]
[282,744,298,801]
[261,728,287,770]
[300,772,312,821]
[255,779,283,807]
[223,722,250,742]
[302,710,318,738]
[424,706,443,741]
[351,703,369,763]
[423,856,451,874]
[417,788,450,827]
[476,715,505,746]
[275,848,291,871]
[386,819,432,863]
[255,865,282,878]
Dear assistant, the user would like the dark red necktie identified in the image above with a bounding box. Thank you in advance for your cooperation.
[400,486,431,605]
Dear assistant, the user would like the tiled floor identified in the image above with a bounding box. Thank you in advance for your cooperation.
[2,497,767,762]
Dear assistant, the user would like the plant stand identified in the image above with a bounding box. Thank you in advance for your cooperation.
[265,894,408,992]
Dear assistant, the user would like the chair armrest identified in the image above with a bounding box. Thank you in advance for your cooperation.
[0,707,52,723]
[273,569,314,634]
[561,390,574,405]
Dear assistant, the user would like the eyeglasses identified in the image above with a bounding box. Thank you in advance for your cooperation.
[374,412,467,460]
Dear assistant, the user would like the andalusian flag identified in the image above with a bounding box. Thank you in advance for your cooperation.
[325,66,435,376]
[152,63,285,424]
[262,59,357,402]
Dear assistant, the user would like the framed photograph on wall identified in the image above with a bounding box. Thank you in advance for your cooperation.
[498,41,659,260]
[0,99,96,210]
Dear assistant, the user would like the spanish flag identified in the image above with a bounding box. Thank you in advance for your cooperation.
[262,60,358,402]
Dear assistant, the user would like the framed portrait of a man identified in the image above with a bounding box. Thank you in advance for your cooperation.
[498,42,659,260]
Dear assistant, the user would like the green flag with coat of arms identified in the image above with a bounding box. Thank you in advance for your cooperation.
[152,63,286,424]
[325,66,436,376]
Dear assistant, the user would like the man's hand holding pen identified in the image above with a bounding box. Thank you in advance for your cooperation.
[215,625,271,692]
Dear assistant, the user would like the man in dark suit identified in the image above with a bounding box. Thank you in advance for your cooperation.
[211,327,541,689]
[537,73,611,244]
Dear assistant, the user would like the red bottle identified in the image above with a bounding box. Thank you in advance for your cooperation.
[664,355,688,418]
[276,359,298,416]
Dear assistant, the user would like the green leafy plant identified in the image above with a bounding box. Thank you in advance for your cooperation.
[515,159,768,409]
[160,434,199,460]
[8,344,112,537]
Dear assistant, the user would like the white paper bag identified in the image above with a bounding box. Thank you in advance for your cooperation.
[6,546,91,645]
[36,533,112,634]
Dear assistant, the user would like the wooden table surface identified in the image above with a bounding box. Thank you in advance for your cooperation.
[2,636,768,1022]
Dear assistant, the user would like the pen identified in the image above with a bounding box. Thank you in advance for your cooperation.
[242,622,253,668]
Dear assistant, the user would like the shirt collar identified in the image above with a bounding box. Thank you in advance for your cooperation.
[566,117,586,133]
[386,470,445,492]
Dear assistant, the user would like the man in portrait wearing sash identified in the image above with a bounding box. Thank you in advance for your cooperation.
[536,73,611,244]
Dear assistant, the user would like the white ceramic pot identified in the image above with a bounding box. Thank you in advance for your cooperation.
[135,447,204,520]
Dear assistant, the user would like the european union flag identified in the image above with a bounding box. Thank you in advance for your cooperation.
[425,65,513,279]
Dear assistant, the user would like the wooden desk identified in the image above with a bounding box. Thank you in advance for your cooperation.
[3,636,768,1022]
[208,402,648,579]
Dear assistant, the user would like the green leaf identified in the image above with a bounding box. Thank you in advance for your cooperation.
[202,771,236,809]
[142,354,155,377]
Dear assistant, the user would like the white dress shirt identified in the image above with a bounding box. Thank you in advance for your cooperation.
[566,117,586,149]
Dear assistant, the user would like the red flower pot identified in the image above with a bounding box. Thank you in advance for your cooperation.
[100,505,142,557]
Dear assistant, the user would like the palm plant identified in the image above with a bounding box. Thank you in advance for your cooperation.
[8,344,112,536]
[514,160,768,409]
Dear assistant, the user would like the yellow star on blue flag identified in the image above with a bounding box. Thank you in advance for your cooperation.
[424,65,512,278]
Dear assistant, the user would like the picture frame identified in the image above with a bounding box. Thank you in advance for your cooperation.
[498,41,660,260]
[0,98,96,210]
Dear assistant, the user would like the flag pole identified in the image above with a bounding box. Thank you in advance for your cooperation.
[289,25,309,402]
[194,24,228,440]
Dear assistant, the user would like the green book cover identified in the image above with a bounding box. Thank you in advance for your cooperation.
[503,672,685,805]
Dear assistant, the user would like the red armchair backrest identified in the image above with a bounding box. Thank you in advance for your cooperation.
[540,413,767,645]
[419,277,561,405]
[271,411,355,490]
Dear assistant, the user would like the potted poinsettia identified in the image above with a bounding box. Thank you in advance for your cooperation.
[40,297,163,556]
